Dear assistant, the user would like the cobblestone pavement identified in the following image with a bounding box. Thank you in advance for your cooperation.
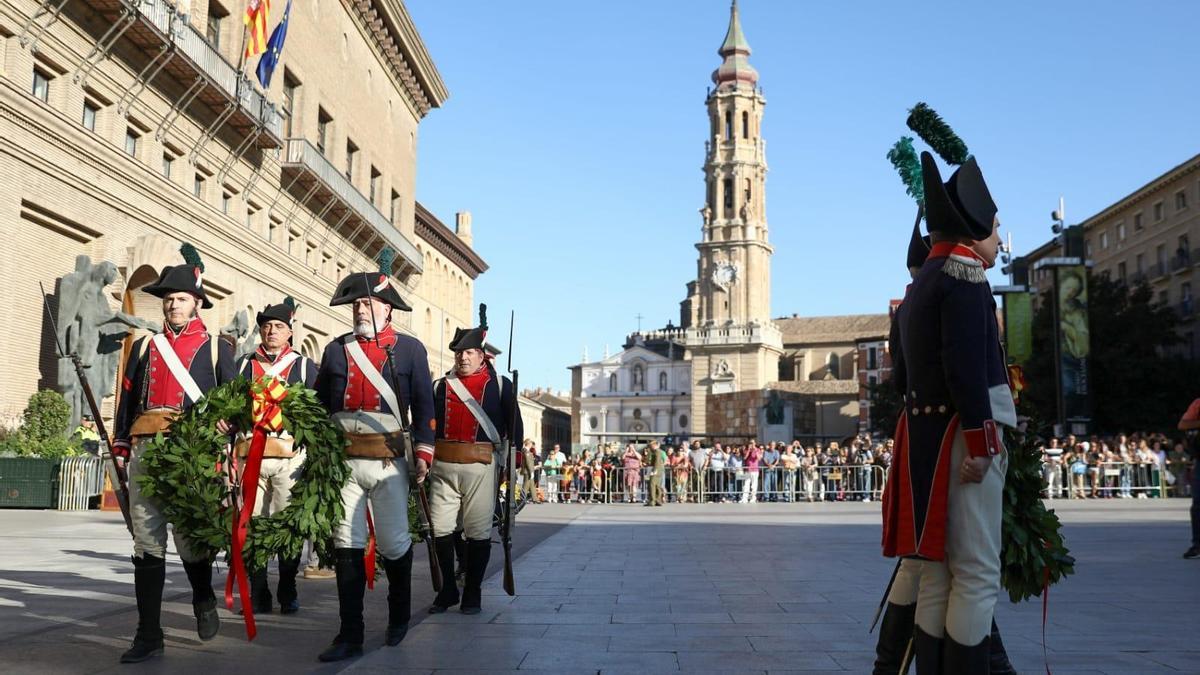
[0,499,1194,673]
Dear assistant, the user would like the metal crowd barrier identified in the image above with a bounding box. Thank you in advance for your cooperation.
[517,465,889,504]
[1041,460,1173,499]
[57,456,105,511]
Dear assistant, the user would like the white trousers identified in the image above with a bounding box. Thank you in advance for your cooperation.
[429,460,494,541]
[334,458,412,559]
[914,429,1007,645]
[886,557,923,606]
[128,437,205,561]
[247,452,306,517]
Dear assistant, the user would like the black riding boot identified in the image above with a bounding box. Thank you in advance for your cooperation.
[989,619,1017,675]
[429,535,460,612]
[460,539,491,615]
[944,633,990,675]
[181,559,219,640]
[120,555,166,664]
[872,602,916,675]
[912,625,943,675]
[277,554,301,614]
[453,529,467,580]
[317,549,366,662]
[383,548,413,646]
[250,566,273,614]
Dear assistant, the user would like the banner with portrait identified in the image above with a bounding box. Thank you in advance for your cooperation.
[1002,291,1033,365]
[1053,265,1091,432]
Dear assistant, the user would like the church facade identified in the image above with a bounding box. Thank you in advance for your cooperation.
[568,2,890,449]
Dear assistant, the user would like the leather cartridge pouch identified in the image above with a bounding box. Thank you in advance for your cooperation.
[345,432,409,459]
[130,408,178,437]
[234,435,296,458]
[332,410,410,460]
[435,441,494,465]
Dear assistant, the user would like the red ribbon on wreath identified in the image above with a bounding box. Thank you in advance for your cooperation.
[225,378,289,640]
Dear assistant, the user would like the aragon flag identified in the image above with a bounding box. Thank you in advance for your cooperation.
[243,0,272,60]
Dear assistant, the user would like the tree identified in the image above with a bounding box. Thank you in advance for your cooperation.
[867,380,904,438]
[1024,274,1200,434]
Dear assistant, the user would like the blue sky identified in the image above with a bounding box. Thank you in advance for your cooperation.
[406,0,1200,392]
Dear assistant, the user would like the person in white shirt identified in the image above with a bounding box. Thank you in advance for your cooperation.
[1042,437,1064,498]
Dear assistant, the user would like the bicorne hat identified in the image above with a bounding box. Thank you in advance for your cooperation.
[329,272,412,311]
[142,243,213,308]
[257,296,298,327]
[920,151,996,241]
[448,304,488,352]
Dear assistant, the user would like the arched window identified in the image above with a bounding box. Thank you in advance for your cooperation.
[609,373,618,392]
[742,111,749,139]
[724,111,732,140]
[723,178,734,216]
[826,352,841,380]
[658,371,668,391]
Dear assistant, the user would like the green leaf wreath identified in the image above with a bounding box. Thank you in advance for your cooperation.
[136,377,350,572]
[1000,391,1076,603]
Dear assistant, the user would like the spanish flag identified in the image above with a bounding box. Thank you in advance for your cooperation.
[243,0,271,60]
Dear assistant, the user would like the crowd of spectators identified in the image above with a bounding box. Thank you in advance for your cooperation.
[514,431,1196,505]
[1038,432,1193,499]
[518,435,896,504]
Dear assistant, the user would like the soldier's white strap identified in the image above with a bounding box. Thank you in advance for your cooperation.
[150,334,203,403]
[445,374,501,444]
[344,338,405,431]
[262,352,300,380]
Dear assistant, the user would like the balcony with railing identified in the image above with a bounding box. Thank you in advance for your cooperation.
[76,0,282,147]
[1172,250,1193,274]
[281,138,422,281]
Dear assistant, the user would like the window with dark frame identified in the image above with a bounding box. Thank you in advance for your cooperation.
[316,108,331,155]
[390,189,400,224]
[193,174,204,198]
[124,129,139,157]
[345,139,357,182]
[82,101,98,131]
[1176,191,1188,211]
[282,70,299,137]
[1154,202,1164,221]
[32,68,50,102]
[369,166,381,205]
[161,153,173,179]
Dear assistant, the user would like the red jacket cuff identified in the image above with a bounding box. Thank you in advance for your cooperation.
[415,444,434,466]
[963,420,1002,459]
[111,440,131,458]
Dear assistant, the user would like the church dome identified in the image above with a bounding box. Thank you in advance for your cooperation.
[711,1,758,88]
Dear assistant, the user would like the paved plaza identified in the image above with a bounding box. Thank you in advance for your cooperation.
[0,499,1194,674]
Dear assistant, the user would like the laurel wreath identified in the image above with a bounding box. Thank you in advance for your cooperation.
[135,377,350,571]
[1000,413,1075,603]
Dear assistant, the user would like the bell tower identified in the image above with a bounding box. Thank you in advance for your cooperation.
[680,0,782,436]
[682,0,772,329]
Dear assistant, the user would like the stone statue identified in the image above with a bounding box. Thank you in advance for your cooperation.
[55,256,159,430]
[713,359,733,378]
[765,390,785,425]
[700,205,712,226]
[220,309,259,360]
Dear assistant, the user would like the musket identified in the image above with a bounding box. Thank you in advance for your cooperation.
[39,282,134,535]
[501,310,517,596]
[363,274,442,592]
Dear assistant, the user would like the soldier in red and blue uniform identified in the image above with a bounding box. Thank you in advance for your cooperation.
[112,244,236,663]
[881,152,1016,673]
[427,305,522,615]
[233,297,317,616]
[314,272,435,662]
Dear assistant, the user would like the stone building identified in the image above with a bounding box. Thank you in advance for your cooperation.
[568,3,889,448]
[0,0,485,422]
[1020,152,1200,357]
[518,388,571,456]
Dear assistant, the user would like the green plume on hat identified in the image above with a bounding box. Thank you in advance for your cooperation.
[377,246,396,274]
[478,303,488,331]
[887,136,924,205]
[283,295,299,312]
[906,102,971,166]
[179,242,205,272]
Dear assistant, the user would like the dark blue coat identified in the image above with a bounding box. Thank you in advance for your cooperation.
[235,349,317,388]
[433,362,523,444]
[314,331,436,446]
[113,331,236,450]
[882,244,1014,561]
